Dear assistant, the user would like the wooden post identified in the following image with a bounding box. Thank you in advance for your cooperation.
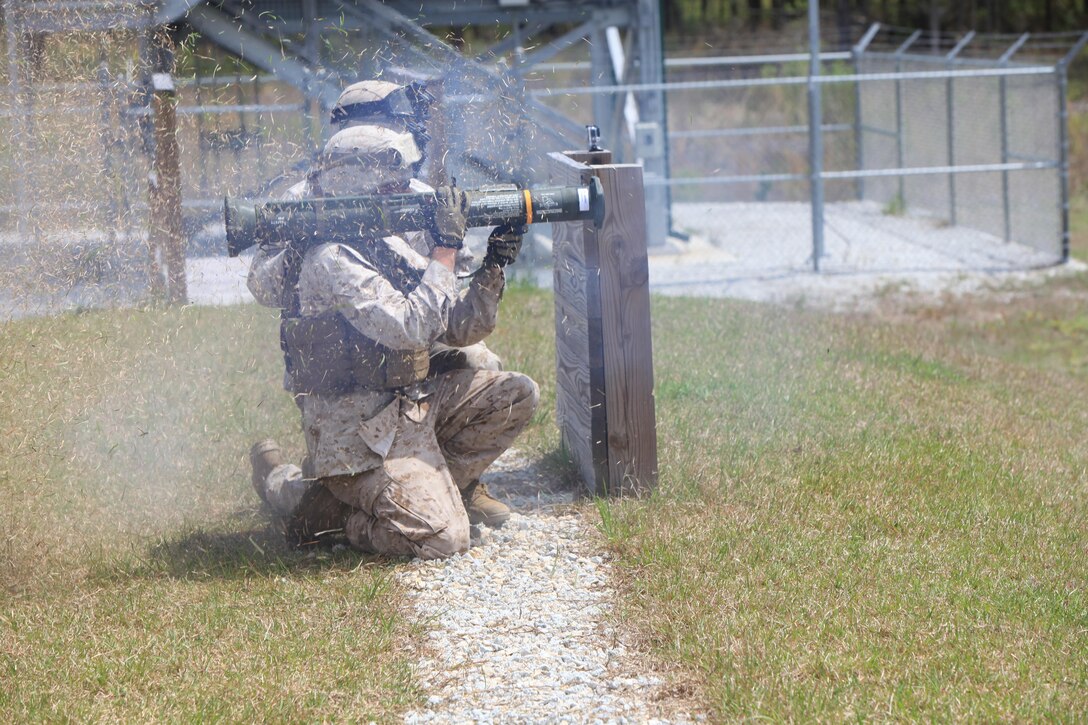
[149,71,187,304]
[549,150,658,497]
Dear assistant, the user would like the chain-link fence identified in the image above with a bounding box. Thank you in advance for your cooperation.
[531,26,1085,277]
[857,48,1064,260]
[2,14,1084,317]
[0,40,312,316]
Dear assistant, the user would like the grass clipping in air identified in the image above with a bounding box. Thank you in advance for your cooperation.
[0,304,419,721]
[2,284,1087,720]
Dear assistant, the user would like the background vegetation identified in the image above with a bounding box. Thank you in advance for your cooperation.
[664,0,1088,35]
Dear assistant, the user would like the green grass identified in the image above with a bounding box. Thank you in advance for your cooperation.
[4,273,1088,720]
[0,304,420,721]
[600,291,1088,720]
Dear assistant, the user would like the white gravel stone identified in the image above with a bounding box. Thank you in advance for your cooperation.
[398,450,697,724]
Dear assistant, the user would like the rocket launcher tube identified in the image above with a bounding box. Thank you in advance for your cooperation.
[225,179,605,257]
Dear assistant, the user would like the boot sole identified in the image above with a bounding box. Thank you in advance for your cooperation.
[467,510,511,528]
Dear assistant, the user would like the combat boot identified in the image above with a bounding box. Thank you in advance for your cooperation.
[462,480,511,528]
[250,439,284,505]
[284,483,353,548]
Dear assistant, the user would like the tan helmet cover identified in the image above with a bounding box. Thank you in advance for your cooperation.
[334,80,403,109]
[330,80,417,128]
[316,124,422,194]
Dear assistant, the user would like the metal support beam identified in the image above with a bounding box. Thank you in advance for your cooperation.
[589,26,613,149]
[1058,66,1071,262]
[4,0,27,236]
[474,20,547,63]
[1057,33,1088,262]
[808,0,824,271]
[216,0,315,66]
[17,1,146,31]
[893,31,920,208]
[384,0,598,27]
[520,17,602,69]
[852,23,880,200]
[606,25,639,147]
[185,3,338,107]
[636,0,668,247]
[998,34,1029,242]
[944,32,973,226]
[154,0,207,25]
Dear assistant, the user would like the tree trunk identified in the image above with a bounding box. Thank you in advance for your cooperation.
[748,0,762,30]
[836,0,852,50]
[929,0,941,52]
[663,1,683,30]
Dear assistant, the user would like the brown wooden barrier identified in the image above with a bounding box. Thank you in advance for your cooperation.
[549,150,658,497]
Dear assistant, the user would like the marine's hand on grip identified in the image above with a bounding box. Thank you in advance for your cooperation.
[432,185,468,249]
[483,223,527,268]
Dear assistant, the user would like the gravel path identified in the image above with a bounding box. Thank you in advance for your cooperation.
[397,451,699,724]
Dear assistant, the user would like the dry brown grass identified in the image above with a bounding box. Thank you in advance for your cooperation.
[0,303,420,720]
[596,290,1088,720]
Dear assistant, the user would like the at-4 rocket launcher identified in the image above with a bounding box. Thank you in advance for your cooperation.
[224,179,605,257]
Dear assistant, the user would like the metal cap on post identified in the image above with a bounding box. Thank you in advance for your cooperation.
[586,124,602,152]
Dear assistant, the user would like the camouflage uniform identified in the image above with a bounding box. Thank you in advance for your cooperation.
[249,213,537,560]
[249,176,503,378]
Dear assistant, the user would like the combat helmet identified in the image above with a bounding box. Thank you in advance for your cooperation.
[329,79,434,166]
[313,123,423,196]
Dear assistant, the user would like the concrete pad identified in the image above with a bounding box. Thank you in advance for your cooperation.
[185,254,254,306]
[653,201,1078,310]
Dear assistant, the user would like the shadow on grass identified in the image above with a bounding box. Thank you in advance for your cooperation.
[110,517,401,582]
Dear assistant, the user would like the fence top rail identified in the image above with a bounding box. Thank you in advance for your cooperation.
[541,51,853,74]
[664,51,853,68]
[640,160,1057,188]
[860,49,1055,69]
[529,64,1056,98]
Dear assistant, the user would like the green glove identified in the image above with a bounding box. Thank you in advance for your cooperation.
[483,223,527,268]
[432,185,468,249]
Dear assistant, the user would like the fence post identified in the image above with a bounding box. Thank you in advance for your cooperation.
[945,32,975,227]
[852,23,881,202]
[894,31,921,210]
[4,0,28,238]
[636,0,670,248]
[998,34,1030,243]
[807,0,824,271]
[549,148,658,497]
[97,62,119,245]
[1057,32,1088,263]
[1058,63,1072,263]
[149,70,187,304]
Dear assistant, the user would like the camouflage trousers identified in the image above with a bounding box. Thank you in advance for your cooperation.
[265,369,538,560]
